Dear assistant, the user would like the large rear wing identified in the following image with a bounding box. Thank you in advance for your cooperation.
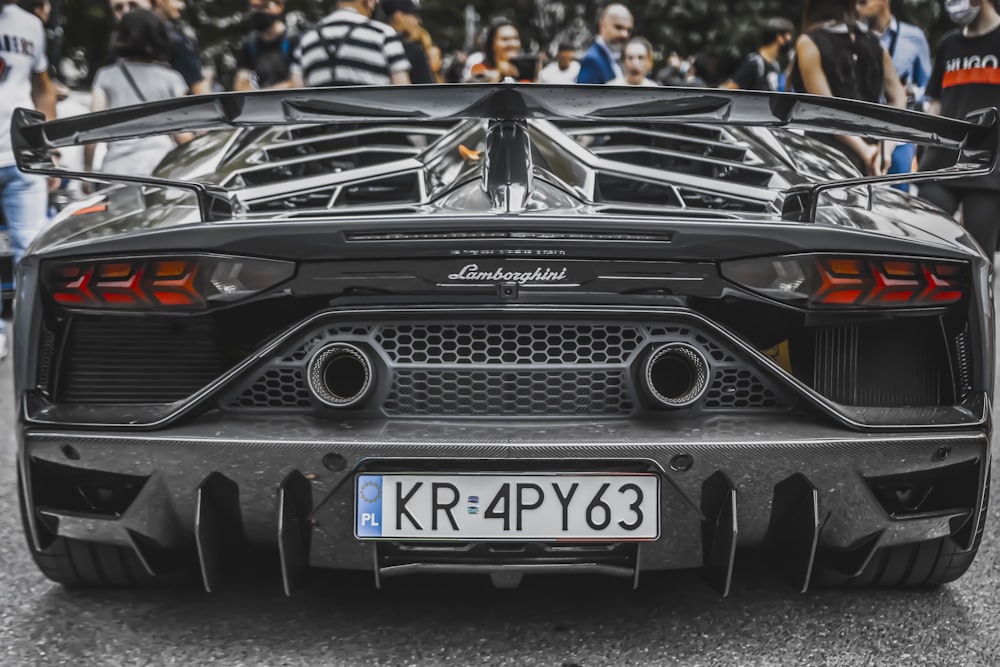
[11,84,1000,221]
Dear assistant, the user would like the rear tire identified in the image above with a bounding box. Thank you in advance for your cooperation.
[812,468,989,589]
[18,472,192,588]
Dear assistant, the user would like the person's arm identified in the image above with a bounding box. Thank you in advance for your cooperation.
[233,68,256,91]
[924,38,945,118]
[795,34,881,174]
[722,55,758,90]
[576,51,602,84]
[882,49,906,109]
[83,85,109,186]
[384,33,412,85]
[30,71,56,121]
[912,31,933,102]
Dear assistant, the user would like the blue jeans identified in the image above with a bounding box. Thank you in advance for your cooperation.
[0,165,48,332]
[888,143,916,193]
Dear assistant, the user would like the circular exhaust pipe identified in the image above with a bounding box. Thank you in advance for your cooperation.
[642,343,710,408]
[307,343,374,408]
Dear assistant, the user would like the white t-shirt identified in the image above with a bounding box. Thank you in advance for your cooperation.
[538,60,581,84]
[92,62,188,175]
[0,5,47,167]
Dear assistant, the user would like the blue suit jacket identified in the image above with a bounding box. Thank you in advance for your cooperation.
[577,40,617,84]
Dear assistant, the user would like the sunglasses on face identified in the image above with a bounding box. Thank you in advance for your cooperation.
[111,1,143,15]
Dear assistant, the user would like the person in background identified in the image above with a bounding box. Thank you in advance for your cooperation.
[108,0,150,20]
[85,9,190,178]
[465,18,521,82]
[0,0,56,362]
[233,0,297,90]
[918,0,1000,256]
[856,0,932,190]
[721,17,795,91]
[791,0,905,175]
[426,38,444,83]
[538,43,580,84]
[17,0,48,23]
[291,0,411,87]
[609,37,658,86]
[382,0,433,84]
[151,0,209,94]
[577,3,633,84]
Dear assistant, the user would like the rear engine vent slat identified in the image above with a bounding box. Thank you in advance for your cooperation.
[57,316,225,404]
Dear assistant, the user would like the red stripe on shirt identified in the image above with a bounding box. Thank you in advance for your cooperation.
[942,67,1000,88]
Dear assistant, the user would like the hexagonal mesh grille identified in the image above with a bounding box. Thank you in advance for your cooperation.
[375,324,644,364]
[647,326,733,362]
[703,369,781,409]
[232,368,313,409]
[283,326,372,362]
[226,318,788,415]
[384,370,632,416]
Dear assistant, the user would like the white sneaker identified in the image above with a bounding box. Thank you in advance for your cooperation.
[0,331,7,363]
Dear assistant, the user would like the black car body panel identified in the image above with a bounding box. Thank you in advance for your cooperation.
[10,85,995,594]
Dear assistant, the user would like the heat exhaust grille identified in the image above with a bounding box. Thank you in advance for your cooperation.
[57,316,225,404]
[804,320,950,406]
[954,328,973,399]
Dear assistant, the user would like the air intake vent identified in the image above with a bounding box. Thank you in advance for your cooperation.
[57,316,224,404]
[798,320,950,406]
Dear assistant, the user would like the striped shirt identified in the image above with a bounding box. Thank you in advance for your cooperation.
[292,8,410,86]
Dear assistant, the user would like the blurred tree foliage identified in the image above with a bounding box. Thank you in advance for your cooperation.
[58,0,950,88]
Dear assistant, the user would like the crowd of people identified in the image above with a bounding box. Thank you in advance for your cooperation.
[0,0,999,361]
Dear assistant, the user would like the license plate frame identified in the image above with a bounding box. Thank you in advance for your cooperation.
[355,473,660,541]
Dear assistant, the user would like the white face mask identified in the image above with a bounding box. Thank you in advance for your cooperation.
[945,0,981,26]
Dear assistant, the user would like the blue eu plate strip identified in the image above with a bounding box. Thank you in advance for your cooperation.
[356,475,383,537]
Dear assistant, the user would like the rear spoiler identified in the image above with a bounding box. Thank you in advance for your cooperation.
[11,84,1000,221]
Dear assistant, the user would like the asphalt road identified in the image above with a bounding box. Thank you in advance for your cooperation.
[2,345,1000,666]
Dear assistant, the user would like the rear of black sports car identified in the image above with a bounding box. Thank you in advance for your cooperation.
[10,86,994,594]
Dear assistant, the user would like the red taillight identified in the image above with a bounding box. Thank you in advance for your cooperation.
[722,254,967,309]
[43,255,295,310]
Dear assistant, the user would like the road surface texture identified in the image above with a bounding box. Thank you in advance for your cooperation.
[1,326,999,666]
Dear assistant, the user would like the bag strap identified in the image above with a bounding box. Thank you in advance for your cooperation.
[315,21,362,83]
[887,24,900,58]
[118,61,146,103]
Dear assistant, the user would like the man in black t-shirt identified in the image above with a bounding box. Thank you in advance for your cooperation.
[722,17,794,91]
[234,0,298,90]
[919,0,1000,255]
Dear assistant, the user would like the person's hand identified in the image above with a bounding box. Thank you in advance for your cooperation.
[860,142,885,177]
[497,60,520,80]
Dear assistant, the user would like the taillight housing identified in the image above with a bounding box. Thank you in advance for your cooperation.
[721,254,967,309]
[42,255,295,310]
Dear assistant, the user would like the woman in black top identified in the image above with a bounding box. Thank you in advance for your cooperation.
[791,0,906,174]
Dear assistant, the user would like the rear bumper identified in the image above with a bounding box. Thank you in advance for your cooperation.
[19,413,990,593]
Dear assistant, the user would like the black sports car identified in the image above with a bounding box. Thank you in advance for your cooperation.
[10,85,996,595]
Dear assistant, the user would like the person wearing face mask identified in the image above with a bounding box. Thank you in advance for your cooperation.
[856,0,932,192]
[721,17,795,91]
[919,0,1000,256]
[233,0,297,90]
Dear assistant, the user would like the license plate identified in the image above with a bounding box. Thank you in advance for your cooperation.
[355,473,659,540]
